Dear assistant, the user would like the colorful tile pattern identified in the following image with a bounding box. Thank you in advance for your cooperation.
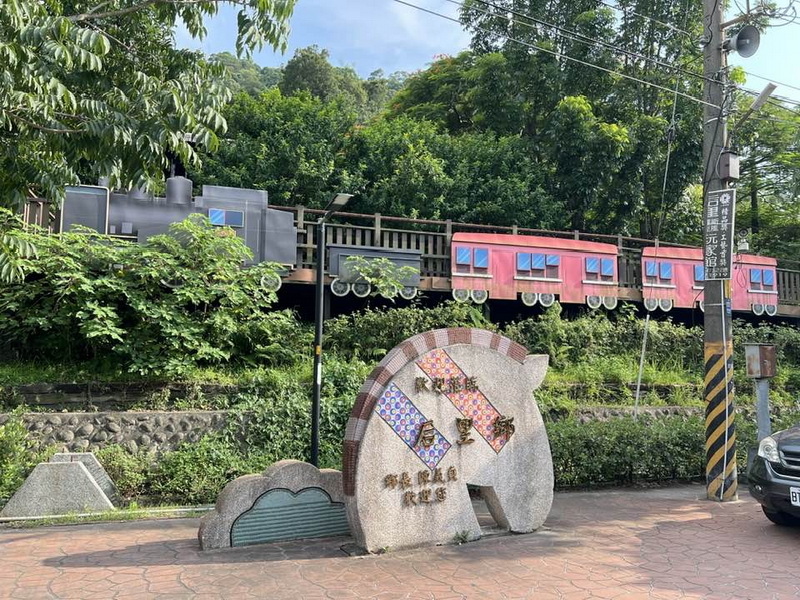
[375,382,451,470]
[416,348,510,453]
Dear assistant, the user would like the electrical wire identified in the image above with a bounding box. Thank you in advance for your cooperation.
[595,0,694,37]
[452,0,715,87]
[740,70,800,96]
[391,0,720,109]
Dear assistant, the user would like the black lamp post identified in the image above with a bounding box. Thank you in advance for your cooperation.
[311,193,353,467]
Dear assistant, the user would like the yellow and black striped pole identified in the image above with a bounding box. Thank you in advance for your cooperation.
[704,294,737,501]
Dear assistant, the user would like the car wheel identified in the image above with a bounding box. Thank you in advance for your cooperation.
[762,506,800,526]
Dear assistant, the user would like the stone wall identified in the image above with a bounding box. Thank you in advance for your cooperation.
[0,411,229,454]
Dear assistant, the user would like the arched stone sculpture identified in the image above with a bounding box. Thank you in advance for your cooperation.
[343,328,553,552]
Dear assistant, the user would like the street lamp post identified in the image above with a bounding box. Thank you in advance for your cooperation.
[311,193,353,467]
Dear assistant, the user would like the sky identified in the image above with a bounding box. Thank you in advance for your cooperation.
[175,0,800,104]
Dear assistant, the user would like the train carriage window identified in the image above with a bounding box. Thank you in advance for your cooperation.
[546,254,559,278]
[764,269,775,288]
[585,257,600,281]
[659,262,673,280]
[474,248,489,269]
[750,268,762,290]
[645,261,657,278]
[694,265,705,282]
[601,258,614,277]
[455,247,471,266]
[532,253,546,271]
[517,253,531,271]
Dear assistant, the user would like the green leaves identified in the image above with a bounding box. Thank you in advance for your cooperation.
[0,0,297,205]
[0,216,292,375]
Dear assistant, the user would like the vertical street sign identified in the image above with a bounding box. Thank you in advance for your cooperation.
[704,189,736,280]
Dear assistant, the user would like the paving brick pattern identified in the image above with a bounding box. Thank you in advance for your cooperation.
[1,485,798,599]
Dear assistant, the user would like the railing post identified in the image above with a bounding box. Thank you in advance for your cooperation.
[512,224,518,235]
[445,220,453,245]
[296,205,307,267]
[374,212,382,247]
[573,230,580,240]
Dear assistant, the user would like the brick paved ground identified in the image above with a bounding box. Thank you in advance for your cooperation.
[1,484,798,599]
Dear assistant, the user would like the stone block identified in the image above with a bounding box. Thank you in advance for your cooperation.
[49,452,118,503]
[0,462,114,518]
[198,460,348,550]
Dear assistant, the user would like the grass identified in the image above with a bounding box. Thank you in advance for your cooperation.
[0,502,213,529]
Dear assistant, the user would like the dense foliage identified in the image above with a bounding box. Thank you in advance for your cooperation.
[0,0,296,205]
[0,216,305,375]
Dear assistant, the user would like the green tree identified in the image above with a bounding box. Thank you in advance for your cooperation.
[212,52,282,96]
[0,0,296,207]
[192,89,356,207]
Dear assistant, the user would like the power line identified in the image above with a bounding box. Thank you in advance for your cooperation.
[452,0,714,86]
[392,0,719,109]
[596,0,694,37]
[740,70,800,95]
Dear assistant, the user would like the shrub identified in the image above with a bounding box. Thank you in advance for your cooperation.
[0,408,53,501]
[548,415,706,488]
[0,217,303,375]
[325,301,495,360]
[96,445,154,499]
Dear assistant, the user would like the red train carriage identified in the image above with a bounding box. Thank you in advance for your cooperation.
[451,233,622,308]
[641,247,778,315]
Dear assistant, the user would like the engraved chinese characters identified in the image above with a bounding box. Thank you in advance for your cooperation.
[383,466,458,507]
[343,328,554,552]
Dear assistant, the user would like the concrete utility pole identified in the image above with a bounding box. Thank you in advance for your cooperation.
[702,0,737,502]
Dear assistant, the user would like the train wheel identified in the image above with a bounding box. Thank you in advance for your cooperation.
[330,278,350,297]
[586,295,602,309]
[658,298,673,312]
[352,282,371,298]
[765,304,777,316]
[261,273,282,292]
[399,286,418,300]
[452,288,470,302]
[470,289,488,304]
[698,301,705,313]
[752,303,765,316]
[380,285,400,299]
[521,292,538,306]
[539,293,555,307]
[602,296,618,310]
[643,298,658,312]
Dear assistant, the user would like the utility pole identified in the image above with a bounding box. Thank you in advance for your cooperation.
[702,0,737,502]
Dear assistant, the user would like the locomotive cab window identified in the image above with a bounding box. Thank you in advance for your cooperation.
[694,265,705,282]
[209,208,245,228]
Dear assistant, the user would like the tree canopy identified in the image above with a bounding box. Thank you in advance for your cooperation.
[0,0,296,206]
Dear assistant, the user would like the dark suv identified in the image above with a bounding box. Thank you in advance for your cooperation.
[748,423,800,525]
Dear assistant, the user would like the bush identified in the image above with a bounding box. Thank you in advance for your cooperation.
[548,415,706,488]
[96,445,154,499]
[0,408,53,502]
[325,301,495,360]
[0,217,303,375]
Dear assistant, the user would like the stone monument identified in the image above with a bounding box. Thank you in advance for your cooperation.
[0,461,114,518]
[343,328,553,552]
